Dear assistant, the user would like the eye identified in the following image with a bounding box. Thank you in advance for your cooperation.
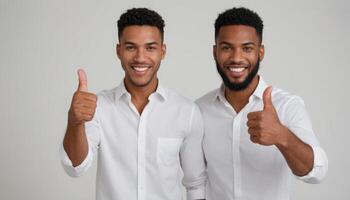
[125,45,135,51]
[243,46,253,52]
[221,45,231,51]
[146,46,157,51]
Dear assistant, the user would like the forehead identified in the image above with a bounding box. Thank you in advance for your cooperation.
[119,25,162,44]
[216,25,259,44]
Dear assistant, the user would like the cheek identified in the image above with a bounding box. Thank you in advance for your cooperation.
[149,53,163,63]
[245,52,259,64]
[217,53,230,65]
[119,53,133,63]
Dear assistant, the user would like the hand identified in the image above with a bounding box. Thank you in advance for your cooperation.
[68,69,97,126]
[246,86,287,146]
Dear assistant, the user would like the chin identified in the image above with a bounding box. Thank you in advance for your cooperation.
[131,79,153,87]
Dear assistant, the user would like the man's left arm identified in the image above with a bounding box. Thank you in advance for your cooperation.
[180,104,207,200]
[247,87,328,183]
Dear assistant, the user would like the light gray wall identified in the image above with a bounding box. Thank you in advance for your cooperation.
[0,0,349,199]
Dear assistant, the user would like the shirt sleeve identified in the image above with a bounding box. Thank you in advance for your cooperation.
[60,99,102,177]
[180,104,207,200]
[281,96,328,183]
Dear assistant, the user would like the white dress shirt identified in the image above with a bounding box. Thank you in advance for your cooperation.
[196,77,328,200]
[60,81,206,200]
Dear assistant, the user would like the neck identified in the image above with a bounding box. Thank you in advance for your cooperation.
[124,77,158,114]
[225,75,260,113]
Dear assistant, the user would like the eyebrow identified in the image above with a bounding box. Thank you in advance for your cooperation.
[145,42,159,46]
[123,41,159,46]
[242,42,256,46]
[218,41,257,46]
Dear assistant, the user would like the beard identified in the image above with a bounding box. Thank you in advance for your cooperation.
[215,59,260,91]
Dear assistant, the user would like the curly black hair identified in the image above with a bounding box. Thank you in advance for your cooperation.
[215,7,264,42]
[117,8,165,41]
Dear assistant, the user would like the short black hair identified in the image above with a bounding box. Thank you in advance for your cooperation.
[215,7,263,42]
[117,8,165,41]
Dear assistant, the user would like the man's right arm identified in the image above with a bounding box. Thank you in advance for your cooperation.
[62,69,97,168]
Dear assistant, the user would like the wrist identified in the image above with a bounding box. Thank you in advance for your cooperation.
[275,125,291,149]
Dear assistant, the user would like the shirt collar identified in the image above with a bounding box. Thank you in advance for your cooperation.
[114,79,167,103]
[252,76,268,100]
[215,76,268,102]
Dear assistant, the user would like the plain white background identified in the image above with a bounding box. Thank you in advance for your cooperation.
[0,0,349,199]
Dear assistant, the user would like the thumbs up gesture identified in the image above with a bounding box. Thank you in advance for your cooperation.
[68,69,97,126]
[246,86,286,146]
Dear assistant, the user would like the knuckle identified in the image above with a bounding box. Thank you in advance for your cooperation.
[260,113,265,118]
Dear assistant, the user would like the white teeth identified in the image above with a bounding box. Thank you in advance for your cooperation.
[229,67,245,72]
[132,66,149,72]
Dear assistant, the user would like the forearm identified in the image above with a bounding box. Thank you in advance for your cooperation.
[63,122,89,167]
[276,126,314,176]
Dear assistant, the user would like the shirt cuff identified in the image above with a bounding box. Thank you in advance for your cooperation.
[296,145,328,183]
[186,187,206,200]
[59,144,93,177]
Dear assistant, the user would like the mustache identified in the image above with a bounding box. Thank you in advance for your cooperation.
[224,61,249,67]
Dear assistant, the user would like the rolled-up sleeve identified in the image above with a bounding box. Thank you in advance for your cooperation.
[60,143,94,177]
[180,104,207,200]
[296,145,328,183]
[60,101,102,177]
[282,96,328,183]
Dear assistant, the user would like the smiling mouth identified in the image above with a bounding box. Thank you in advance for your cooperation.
[228,67,246,72]
[131,65,151,72]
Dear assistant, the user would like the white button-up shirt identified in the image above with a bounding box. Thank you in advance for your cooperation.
[196,77,328,200]
[60,81,206,200]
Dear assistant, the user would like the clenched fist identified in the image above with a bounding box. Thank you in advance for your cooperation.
[68,69,97,125]
[246,86,287,146]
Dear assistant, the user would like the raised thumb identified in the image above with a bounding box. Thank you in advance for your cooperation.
[77,69,88,92]
[263,86,273,110]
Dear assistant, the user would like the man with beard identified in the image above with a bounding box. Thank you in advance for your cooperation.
[196,7,328,200]
[60,8,206,200]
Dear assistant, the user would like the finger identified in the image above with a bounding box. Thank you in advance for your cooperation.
[81,106,96,114]
[83,94,97,102]
[77,69,88,92]
[250,134,259,143]
[72,101,96,113]
[247,111,261,120]
[248,127,259,135]
[246,120,259,128]
[81,101,97,109]
[75,92,97,103]
[81,113,94,121]
[263,86,273,110]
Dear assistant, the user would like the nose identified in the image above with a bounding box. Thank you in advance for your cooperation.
[229,49,244,64]
[134,48,147,63]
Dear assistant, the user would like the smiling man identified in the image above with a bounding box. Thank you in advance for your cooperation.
[196,7,328,200]
[60,8,206,200]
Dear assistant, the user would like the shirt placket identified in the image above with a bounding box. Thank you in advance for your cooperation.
[136,100,155,200]
[220,96,243,200]
[232,113,242,200]
[137,111,148,200]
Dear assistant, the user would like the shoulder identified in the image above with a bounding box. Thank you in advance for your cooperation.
[195,88,220,108]
[271,87,305,109]
[165,89,197,109]
[95,87,118,105]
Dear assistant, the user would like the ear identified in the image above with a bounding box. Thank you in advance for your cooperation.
[213,44,217,60]
[259,44,265,61]
[161,43,166,59]
[116,43,121,59]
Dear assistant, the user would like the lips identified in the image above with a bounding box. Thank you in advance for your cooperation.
[229,67,245,72]
[226,65,248,77]
[131,65,151,74]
